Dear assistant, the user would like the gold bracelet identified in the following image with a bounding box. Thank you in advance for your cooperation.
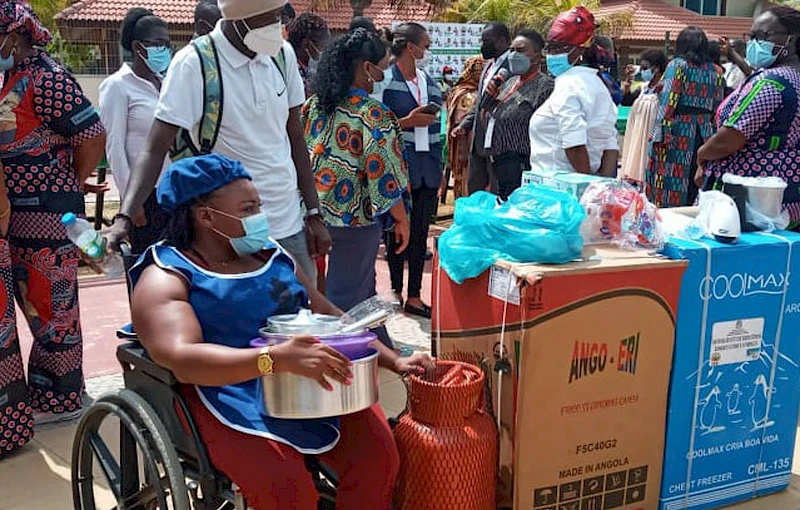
[0,209,10,220]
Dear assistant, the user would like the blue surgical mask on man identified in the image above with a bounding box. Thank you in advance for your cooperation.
[746,39,780,69]
[209,208,272,256]
[640,67,654,82]
[546,53,573,77]
[144,46,172,75]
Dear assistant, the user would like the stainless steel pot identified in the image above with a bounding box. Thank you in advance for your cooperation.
[265,309,342,336]
[259,349,379,419]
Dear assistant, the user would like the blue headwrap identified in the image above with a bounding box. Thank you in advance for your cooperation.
[157,154,252,213]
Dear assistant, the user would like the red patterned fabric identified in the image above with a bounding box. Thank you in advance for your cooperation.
[0,1,51,47]
[0,239,33,458]
[0,48,100,418]
[547,6,596,48]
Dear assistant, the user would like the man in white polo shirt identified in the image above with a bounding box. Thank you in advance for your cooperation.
[105,0,329,279]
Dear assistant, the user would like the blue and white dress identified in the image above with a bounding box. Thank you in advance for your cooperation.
[128,241,341,454]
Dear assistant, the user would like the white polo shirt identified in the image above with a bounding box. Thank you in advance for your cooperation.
[155,26,306,239]
[529,66,618,174]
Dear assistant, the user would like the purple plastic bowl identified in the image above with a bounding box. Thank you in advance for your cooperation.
[250,331,377,361]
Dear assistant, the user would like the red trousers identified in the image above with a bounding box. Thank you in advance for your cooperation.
[182,386,399,509]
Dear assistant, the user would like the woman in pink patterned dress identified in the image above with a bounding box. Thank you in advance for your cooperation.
[0,0,105,436]
[698,6,800,227]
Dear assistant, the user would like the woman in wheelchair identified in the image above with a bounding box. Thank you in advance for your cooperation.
[127,154,432,509]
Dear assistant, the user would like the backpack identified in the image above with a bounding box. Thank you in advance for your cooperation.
[170,35,288,161]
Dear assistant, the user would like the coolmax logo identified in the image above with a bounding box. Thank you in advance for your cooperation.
[699,273,786,300]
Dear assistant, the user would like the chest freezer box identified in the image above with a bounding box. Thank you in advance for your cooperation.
[552,173,613,200]
[433,245,686,509]
[522,169,568,188]
[659,232,800,510]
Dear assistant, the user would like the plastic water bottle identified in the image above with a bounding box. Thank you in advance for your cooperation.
[61,213,124,278]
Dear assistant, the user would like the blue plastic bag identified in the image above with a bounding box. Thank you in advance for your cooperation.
[438,186,585,284]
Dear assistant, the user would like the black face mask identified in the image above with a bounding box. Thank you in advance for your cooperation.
[481,41,500,60]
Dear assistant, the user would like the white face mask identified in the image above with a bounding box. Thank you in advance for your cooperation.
[237,20,283,57]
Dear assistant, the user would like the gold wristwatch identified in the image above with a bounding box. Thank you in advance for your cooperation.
[257,346,274,376]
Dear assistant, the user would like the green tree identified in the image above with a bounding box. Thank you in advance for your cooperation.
[29,0,94,73]
[437,0,631,36]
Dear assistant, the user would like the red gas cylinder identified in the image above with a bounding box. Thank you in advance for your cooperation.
[393,361,498,510]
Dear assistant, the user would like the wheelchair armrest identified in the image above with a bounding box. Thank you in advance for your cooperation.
[116,342,179,386]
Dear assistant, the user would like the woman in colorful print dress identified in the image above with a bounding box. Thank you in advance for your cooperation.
[302,29,410,344]
[646,27,724,208]
[699,6,800,227]
[445,56,484,199]
[0,0,106,433]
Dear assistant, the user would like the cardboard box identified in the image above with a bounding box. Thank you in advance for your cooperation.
[659,232,800,510]
[553,173,613,200]
[522,169,568,188]
[520,171,611,200]
[433,246,686,510]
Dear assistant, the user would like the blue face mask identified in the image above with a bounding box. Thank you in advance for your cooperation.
[546,53,573,77]
[144,45,172,75]
[640,68,654,82]
[746,39,779,69]
[210,208,272,256]
[0,35,15,72]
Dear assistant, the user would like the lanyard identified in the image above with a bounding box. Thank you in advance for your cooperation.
[497,75,531,103]
[409,75,423,105]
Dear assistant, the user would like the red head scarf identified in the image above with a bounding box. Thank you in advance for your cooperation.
[0,1,52,47]
[547,6,596,48]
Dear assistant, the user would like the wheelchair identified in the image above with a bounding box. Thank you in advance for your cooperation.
[71,334,338,510]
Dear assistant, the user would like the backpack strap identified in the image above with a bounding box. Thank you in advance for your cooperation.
[194,35,224,154]
[271,46,287,85]
[170,35,223,160]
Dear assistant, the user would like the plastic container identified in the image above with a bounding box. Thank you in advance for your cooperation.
[251,330,377,361]
[745,177,787,218]
[61,213,124,278]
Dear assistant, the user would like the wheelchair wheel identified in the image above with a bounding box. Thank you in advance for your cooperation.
[72,390,190,510]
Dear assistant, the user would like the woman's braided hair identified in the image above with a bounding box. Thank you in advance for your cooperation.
[286,13,328,54]
[768,5,800,55]
[312,28,387,115]
[164,191,216,249]
[120,7,166,52]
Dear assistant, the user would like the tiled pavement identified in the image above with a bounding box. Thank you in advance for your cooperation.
[0,317,429,510]
[4,212,800,508]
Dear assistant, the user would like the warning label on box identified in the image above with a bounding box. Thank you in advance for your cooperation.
[710,318,764,367]
[488,266,520,305]
[533,466,648,509]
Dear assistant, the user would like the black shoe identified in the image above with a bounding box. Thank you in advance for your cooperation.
[404,302,432,319]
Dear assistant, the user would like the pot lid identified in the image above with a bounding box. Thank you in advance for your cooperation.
[266,309,342,333]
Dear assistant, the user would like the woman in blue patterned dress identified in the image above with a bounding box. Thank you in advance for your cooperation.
[698,6,800,227]
[646,27,724,207]
[0,1,106,432]
[302,29,410,342]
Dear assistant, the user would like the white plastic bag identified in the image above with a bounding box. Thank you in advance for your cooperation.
[721,173,789,231]
[696,191,730,238]
[745,202,790,232]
